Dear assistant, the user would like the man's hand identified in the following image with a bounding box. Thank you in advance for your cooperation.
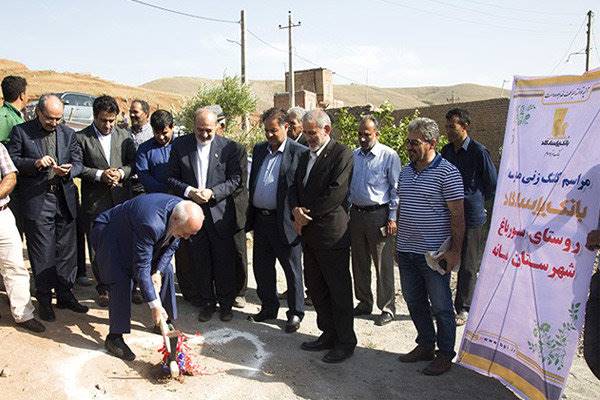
[292,207,313,226]
[586,230,600,251]
[34,155,56,170]
[151,271,162,294]
[293,220,303,235]
[387,220,397,236]
[151,306,168,326]
[441,249,461,273]
[198,188,214,203]
[101,168,119,186]
[52,163,72,177]
[188,188,204,204]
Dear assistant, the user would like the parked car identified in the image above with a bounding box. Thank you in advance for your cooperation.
[25,92,96,129]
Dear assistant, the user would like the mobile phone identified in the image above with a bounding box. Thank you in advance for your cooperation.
[379,225,387,237]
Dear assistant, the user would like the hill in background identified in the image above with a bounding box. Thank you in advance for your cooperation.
[142,77,510,111]
[1,59,509,114]
[0,59,184,112]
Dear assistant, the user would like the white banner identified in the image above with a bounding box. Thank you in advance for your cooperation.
[458,69,600,400]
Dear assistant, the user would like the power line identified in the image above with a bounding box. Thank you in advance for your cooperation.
[375,0,572,34]
[420,0,576,26]
[459,0,580,17]
[550,18,586,74]
[126,0,239,24]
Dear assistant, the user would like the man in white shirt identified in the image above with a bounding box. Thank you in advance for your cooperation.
[77,95,136,307]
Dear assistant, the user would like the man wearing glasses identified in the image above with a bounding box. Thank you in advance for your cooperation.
[395,117,465,375]
[7,94,88,322]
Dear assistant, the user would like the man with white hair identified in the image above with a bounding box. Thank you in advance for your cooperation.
[286,107,308,146]
[291,108,356,363]
[168,107,246,322]
[395,117,465,376]
[91,193,204,360]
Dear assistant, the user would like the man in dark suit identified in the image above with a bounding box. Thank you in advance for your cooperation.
[291,108,356,363]
[77,95,137,307]
[286,107,308,146]
[90,193,204,360]
[168,108,245,322]
[7,94,88,321]
[246,108,308,333]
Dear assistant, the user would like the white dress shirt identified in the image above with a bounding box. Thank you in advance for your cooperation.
[184,138,213,197]
[93,124,118,182]
[303,136,330,186]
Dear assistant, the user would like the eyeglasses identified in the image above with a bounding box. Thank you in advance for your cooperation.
[404,138,428,147]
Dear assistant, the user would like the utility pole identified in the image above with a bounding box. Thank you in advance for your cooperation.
[585,10,593,72]
[279,11,301,108]
[240,10,246,85]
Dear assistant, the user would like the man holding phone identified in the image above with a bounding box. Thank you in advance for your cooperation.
[349,115,401,326]
[7,94,88,321]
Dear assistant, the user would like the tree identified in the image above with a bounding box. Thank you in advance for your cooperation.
[333,102,447,165]
[176,76,259,150]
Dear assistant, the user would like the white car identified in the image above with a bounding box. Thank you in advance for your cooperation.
[25,92,95,129]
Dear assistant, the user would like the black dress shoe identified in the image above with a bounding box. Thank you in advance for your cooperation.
[198,306,216,322]
[131,288,144,305]
[219,309,233,322]
[56,300,89,313]
[375,312,394,326]
[16,318,46,333]
[285,315,301,333]
[105,336,136,361]
[38,303,55,322]
[353,305,372,316]
[301,337,335,352]
[323,348,354,363]
[247,309,277,323]
[97,293,109,308]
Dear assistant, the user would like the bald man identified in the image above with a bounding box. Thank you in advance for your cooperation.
[91,193,204,360]
[7,94,87,322]
[168,108,246,322]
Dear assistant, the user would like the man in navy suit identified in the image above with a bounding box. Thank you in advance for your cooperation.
[91,193,204,360]
[168,108,246,322]
[246,108,307,333]
[7,94,88,321]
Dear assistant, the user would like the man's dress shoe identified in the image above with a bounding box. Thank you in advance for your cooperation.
[322,348,354,363]
[285,315,301,333]
[38,303,55,322]
[105,336,136,361]
[301,337,335,352]
[17,318,46,333]
[56,300,89,313]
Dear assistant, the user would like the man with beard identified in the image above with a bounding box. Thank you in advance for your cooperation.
[77,95,137,307]
[7,94,88,321]
[291,108,356,363]
[135,110,174,193]
[349,115,401,326]
[286,107,307,146]
[395,117,464,376]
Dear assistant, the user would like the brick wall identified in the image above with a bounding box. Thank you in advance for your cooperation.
[326,98,510,166]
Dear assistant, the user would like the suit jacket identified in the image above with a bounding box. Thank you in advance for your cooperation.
[290,139,353,249]
[247,139,308,246]
[77,124,136,218]
[93,193,181,303]
[168,134,245,237]
[7,119,83,219]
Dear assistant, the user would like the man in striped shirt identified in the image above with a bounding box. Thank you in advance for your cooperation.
[396,117,465,376]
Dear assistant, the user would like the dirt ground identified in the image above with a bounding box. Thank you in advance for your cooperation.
[1,244,599,400]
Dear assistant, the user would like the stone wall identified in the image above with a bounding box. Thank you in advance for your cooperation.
[326,98,510,166]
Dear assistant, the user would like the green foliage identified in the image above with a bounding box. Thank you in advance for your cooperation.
[527,302,581,371]
[176,76,257,134]
[333,102,448,165]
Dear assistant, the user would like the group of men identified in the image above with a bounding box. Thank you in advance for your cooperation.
[0,73,500,375]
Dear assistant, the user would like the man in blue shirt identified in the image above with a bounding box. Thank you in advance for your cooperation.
[441,108,497,327]
[135,110,174,194]
[349,115,400,326]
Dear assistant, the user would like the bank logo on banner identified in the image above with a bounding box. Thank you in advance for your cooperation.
[458,69,600,400]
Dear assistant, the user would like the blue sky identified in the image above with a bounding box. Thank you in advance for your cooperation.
[5,0,600,88]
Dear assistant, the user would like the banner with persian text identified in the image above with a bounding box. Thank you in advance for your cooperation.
[458,69,600,400]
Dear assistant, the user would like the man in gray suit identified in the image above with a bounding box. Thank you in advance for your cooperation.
[77,95,136,306]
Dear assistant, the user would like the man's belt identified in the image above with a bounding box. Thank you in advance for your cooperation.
[256,208,276,216]
[352,203,388,212]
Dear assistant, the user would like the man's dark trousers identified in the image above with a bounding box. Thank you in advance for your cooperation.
[253,213,304,319]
